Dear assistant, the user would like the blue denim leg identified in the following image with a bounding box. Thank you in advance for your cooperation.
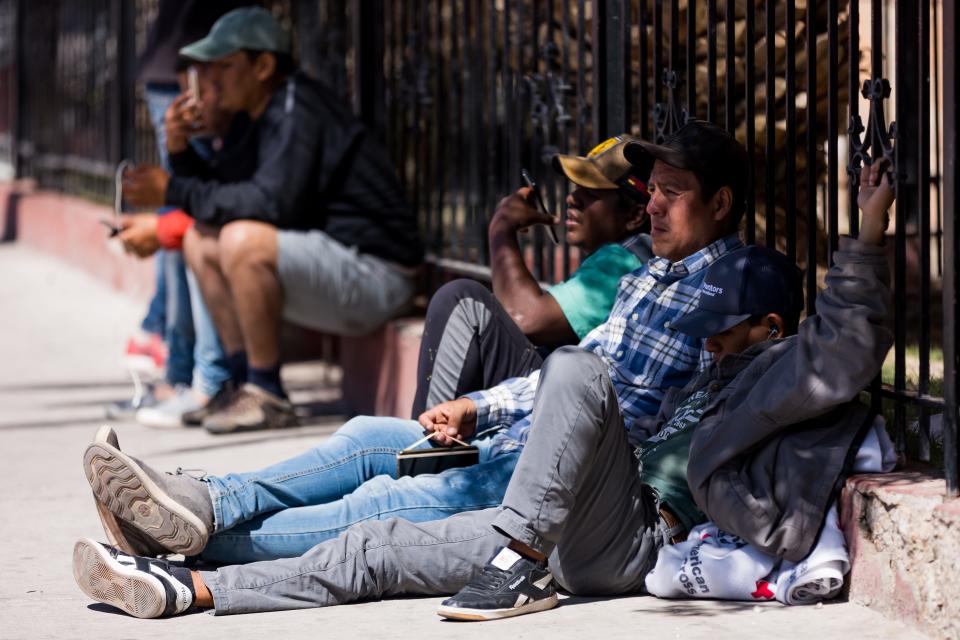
[163,250,195,387]
[201,441,518,563]
[140,84,181,349]
[205,416,431,532]
[186,269,230,397]
[140,251,167,336]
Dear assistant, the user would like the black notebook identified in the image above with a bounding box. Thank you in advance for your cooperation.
[396,445,480,477]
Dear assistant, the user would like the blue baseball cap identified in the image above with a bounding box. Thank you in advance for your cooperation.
[671,246,804,338]
[179,7,291,62]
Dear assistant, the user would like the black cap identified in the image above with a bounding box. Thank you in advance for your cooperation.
[624,120,749,224]
[671,245,804,338]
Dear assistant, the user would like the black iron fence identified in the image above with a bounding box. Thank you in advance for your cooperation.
[2,0,957,495]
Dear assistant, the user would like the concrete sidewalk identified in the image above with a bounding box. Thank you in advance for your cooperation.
[0,244,928,640]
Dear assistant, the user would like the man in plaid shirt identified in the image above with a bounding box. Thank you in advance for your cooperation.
[467,231,742,456]
[424,120,747,456]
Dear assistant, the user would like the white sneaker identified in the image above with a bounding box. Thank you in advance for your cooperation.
[136,385,206,429]
[72,538,194,618]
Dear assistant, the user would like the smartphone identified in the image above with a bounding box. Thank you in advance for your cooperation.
[520,168,560,245]
[187,66,200,107]
[100,219,121,238]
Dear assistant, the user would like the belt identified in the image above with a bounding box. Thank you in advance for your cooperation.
[658,504,688,545]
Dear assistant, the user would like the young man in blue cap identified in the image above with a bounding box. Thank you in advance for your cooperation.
[122,7,423,432]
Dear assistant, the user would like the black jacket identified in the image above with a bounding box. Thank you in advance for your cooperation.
[166,73,423,267]
[683,238,892,561]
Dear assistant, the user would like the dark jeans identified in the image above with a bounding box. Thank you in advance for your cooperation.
[411,279,545,417]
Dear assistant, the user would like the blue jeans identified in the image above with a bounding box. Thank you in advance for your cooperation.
[200,416,520,564]
[186,270,231,397]
[144,84,194,386]
[143,84,229,393]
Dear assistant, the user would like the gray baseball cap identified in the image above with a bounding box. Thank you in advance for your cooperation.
[179,7,291,62]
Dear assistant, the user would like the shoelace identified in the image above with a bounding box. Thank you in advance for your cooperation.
[466,564,512,592]
[174,467,209,481]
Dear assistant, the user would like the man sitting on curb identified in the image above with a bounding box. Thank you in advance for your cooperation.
[72,156,894,620]
[74,121,744,569]
[123,7,423,433]
[412,135,653,417]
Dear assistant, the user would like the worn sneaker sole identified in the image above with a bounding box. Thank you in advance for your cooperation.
[83,433,208,556]
[436,593,559,621]
[73,538,167,619]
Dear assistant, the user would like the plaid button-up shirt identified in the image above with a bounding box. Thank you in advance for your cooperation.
[467,233,743,454]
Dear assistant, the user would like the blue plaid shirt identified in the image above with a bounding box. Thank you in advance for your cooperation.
[467,234,743,455]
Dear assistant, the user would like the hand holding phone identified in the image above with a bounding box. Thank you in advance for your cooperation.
[100,219,121,238]
[520,168,560,245]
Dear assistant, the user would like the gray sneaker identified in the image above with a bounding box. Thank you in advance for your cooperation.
[203,383,298,434]
[89,426,170,557]
[135,385,205,429]
[83,427,214,556]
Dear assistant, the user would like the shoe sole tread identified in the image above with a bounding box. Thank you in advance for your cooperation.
[83,443,208,556]
[73,538,166,619]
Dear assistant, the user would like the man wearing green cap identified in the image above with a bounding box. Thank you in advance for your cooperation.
[124,7,423,433]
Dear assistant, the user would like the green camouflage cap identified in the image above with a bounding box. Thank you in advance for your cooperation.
[179,7,291,62]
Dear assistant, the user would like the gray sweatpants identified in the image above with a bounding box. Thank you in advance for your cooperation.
[201,348,661,614]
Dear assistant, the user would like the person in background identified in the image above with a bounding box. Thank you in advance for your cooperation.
[123,7,423,433]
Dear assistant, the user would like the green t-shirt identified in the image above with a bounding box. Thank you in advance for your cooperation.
[639,388,712,532]
[547,242,645,340]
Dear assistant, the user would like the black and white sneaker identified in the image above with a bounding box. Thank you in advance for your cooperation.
[437,547,558,621]
[72,538,195,618]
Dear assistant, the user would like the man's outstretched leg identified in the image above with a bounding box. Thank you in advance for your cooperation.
[74,508,504,617]
[439,347,661,620]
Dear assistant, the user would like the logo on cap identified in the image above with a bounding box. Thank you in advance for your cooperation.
[588,136,623,158]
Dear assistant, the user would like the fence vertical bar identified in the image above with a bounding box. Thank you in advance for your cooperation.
[12,0,25,178]
[934,0,944,277]
[639,0,649,139]
[592,0,608,138]
[918,0,932,460]
[724,0,734,133]
[354,0,385,141]
[847,0,859,237]
[576,0,587,152]
[113,0,136,164]
[707,0,717,123]
[686,0,696,119]
[604,0,627,135]
[785,0,797,261]
[744,0,755,244]
[653,0,663,131]
[942,0,960,496]
[826,0,838,261]
[764,0,775,248]
[895,0,920,456]
[805,0,817,313]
